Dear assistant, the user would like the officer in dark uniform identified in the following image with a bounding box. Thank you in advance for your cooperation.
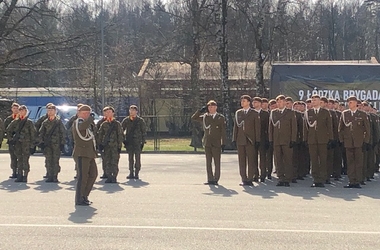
[192,100,226,185]
[72,105,98,206]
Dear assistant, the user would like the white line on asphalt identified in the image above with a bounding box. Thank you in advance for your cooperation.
[0,224,379,235]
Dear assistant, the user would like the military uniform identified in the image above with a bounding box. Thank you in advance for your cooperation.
[338,109,370,187]
[39,116,66,182]
[269,108,297,186]
[191,109,226,184]
[304,107,333,186]
[6,117,36,182]
[73,114,98,206]
[4,114,18,177]
[0,118,4,148]
[233,108,261,185]
[256,109,270,181]
[98,119,123,183]
[293,110,304,180]
[327,109,339,181]
[365,113,379,181]
[334,110,343,179]
[121,115,147,179]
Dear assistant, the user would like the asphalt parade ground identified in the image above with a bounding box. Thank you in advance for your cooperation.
[0,153,380,250]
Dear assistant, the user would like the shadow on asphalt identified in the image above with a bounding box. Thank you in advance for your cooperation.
[121,179,150,188]
[203,185,238,197]
[237,175,380,201]
[97,183,125,193]
[68,206,97,224]
[0,179,31,192]
[32,180,63,193]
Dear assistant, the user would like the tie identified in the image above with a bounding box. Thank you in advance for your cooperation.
[244,110,247,115]
[315,109,318,114]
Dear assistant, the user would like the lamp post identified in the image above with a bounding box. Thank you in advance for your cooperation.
[100,0,105,108]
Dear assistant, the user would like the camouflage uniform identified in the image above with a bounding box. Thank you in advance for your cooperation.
[6,118,36,182]
[98,119,123,182]
[0,118,4,147]
[39,116,66,181]
[4,114,18,176]
[121,116,147,178]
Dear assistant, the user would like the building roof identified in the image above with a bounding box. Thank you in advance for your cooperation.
[138,59,272,81]
[272,57,379,66]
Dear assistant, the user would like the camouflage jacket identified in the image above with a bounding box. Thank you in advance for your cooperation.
[96,117,106,131]
[121,116,147,145]
[6,118,36,145]
[35,114,48,133]
[4,115,16,131]
[98,119,123,148]
[39,116,66,147]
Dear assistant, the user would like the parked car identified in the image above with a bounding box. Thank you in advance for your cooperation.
[28,105,101,156]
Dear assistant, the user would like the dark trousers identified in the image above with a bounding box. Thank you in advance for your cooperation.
[237,143,258,182]
[267,146,274,176]
[333,145,343,178]
[342,148,348,174]
[8,144,18,172]
[259,145,269,179]
[273,145,293,182]
[205,146,221,182]
[365,147,375,179]
[128,152,141,174]
[75,156,98,203]
[326,148,334,179]
[309,144,328,183]
[346,147,363,185]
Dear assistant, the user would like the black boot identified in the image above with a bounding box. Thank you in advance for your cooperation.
[126,171,134,179]
[105,177,113,183]
[53,175,59,183]
[134,171,139,179]
[9,170,17,179]
[112,176,117,183]
[22,172,28,183]
[45,176,54,183]
[100,173,107,179]
[15,174,23,182]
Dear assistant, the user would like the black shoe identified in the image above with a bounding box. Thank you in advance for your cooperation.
[366,178,372,182]
[45,177,54,183]
[134,175,139,180]
[74,176,77,179]
[253,178,259,183]
[127,174,134,179]
[284,182,290,187]
[296,176,304,180]
[239,181,249,186]
[267,175,272,180]
[353,184,362,189]
[214,181,219,185]
[370,176,375,179]
[276,182,285,187]
[105,178,113,183]
[344,184,354,188]
[43,174,48,178]
[112,177,117,183]
[100,173,107,179]
[22,176,27,183]
[325,180,331,184]
[84,196,92,204]
[9,172,17,179]
[76,197,91,206]
[260,178,265,183]
[53,175,59,183]
[247,181,254,186]
[15,174,23,183]
[204,181,212,185]
[291,179,297,183]
[360,181,366,185]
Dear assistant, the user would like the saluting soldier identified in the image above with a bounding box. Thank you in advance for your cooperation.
[191,100,226,185]
[269,95,297,187]
[338,96,370,189]
[96,109,107,179]
[6,105,36,183]
[4,103,20,178]
[39,105,66,182]
[233,95,261,186]
[98,106,123,183]
[252,97,270,182]
[121,105,147,180]
[72,105,98,206]
[304,95,333,188]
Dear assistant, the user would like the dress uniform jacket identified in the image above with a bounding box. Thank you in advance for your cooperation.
[191,110,226,147]
[233,108,261,145]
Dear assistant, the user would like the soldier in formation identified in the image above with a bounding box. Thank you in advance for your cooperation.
[5,103,20,178]
[97,106,123,183]
[121,105,147,180]
[38,105,66,182]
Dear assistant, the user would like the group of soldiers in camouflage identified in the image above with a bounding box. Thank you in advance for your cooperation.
[193,94,378,189]
[1,102,147,186]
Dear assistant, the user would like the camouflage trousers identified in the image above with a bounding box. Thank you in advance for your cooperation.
[8,144,17,172]
[43,145,61,176]
[14,142,31,173]
[104,147,120,178]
